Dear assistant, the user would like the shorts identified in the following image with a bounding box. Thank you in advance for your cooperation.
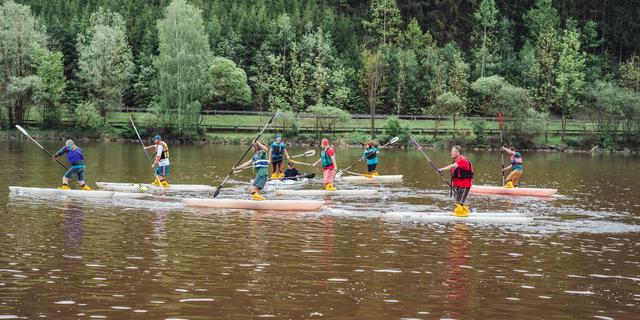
[252,175,268,190]
[155,165,170,177]
[367,164,377,172]
[64,165,85,181]
[453,186,470,204]
[323,169,336,184]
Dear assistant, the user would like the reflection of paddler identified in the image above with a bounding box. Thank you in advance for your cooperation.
[234,141,269,201]
[444,223,470,317]
[501,146,523,188]
[437,145,474,217]
[54,139,92,191]
[313,139,337,191]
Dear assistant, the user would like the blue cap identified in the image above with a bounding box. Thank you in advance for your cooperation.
[276,134,282,138]
[153,135,162,141]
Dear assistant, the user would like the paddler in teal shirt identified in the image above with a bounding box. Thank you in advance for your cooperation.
[53,139,92,191]
[269,134,290,179]
[363,142,379,177]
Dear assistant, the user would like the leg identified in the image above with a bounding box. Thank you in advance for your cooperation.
[251,176,267,200]
[511,170,522,187]
[505,170,518,188]
[453,187,471,217]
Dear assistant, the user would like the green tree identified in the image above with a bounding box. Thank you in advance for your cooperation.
[471,0,499,78]
[77,7,134,119]
[0,0,46,126]
[363,0,402,46]
[434,91,464,136]
[532,30,560,113]
[555,29,586,142]
[619,55,640,92]
[32,46,66,128]
[523,0,560,42]
[155,0,212,134]
[207,56,251,108]
[361,49,384,137]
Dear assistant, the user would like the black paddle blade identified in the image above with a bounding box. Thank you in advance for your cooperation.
[213,187,222,198]
[304,173,316,179]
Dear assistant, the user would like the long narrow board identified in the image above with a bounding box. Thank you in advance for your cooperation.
[338,175,403,183]
[182,198,324,211]
[275,189,378,196]
[470,185,557,197]
[96,182,216,193]
[9,186,145,199]
[385,211,533,224]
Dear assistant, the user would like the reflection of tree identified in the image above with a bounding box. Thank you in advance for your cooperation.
[444,223,471,318]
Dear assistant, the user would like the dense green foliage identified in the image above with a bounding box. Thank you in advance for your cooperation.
[1,0,640,147]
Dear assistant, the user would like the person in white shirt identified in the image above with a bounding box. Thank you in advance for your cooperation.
[144,135,170,187]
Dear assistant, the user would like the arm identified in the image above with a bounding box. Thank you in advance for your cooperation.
[330,155,337,170]
[313,159,321,167]
[143,145,155,151]
[501,146,515,156]
[255,141,268,152]
[234,159,254,172]
[438,163,458,172]
[267,144,272,162]
[152,145,162,167]
[284,148,290,159]
[53,146,67,158]
[502,165,512,171]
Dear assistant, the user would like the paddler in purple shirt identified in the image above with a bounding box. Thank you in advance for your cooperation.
[53,139,92,190]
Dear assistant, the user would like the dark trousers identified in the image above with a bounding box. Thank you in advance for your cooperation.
[453,186,470,204]
[367,164,377,173]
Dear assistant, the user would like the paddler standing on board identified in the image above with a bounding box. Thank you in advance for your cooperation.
[234,141,269,200]
[144,135,170,188]
[54,139,92,191]
[313,138,337,191]
[437,145,474,217]
[363,142,379,177]
[501,146,522,188]
[269,134,290,179]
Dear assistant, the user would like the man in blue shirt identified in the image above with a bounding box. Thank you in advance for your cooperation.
[54,140,91,190]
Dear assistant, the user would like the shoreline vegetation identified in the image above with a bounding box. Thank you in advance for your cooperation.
[1,0,639,153]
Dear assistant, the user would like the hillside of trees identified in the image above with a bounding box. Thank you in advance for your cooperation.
[0,0,639,144]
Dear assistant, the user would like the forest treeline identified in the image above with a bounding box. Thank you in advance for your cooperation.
[0,0,639,146]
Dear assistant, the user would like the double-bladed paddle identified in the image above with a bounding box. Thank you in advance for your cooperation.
[410,137,453,192]
[336,136,399,178]
[214,110,281,197]
[15,125,68,170]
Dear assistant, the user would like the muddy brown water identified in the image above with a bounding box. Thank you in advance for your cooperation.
[0,141,638,319]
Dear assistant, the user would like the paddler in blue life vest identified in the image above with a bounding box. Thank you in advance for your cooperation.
[235,141,269,200]
[501,146,523,188]
[313,138,337,191]
[54,139,92,191]
[363,141,379,177]
[269,134,290,179]
[144,135,170,188]
[437,145,474,217]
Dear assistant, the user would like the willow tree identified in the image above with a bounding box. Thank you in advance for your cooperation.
[0,0,46,126]
[155,0,212,134]
[77,8,133,119]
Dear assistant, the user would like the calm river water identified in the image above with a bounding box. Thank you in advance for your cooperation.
[0,140,638,319]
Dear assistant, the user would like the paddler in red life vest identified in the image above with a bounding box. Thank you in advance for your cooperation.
[313,138,337,191]
[144,135,170,188]
[268,134,290,179]
[501,146,523,188]
[54,139,92,191]
[437,145,474,217]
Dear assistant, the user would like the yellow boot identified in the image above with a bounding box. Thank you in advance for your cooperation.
[82,185,92,191]
[161,181,170,188]
[372,170,379,176]
[462,204,471,216]
[278,172,285,178]
[152,178,161,186]
[251,192,266,201]
[271,172,278,179]
[453,204,469,217]
[58,185,70,190]
[324,183,337,191]
[504,181,514,188]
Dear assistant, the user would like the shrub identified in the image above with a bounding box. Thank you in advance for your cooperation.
[382,116,410,145]
[471,118,486,146]
[74,102,104,130]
